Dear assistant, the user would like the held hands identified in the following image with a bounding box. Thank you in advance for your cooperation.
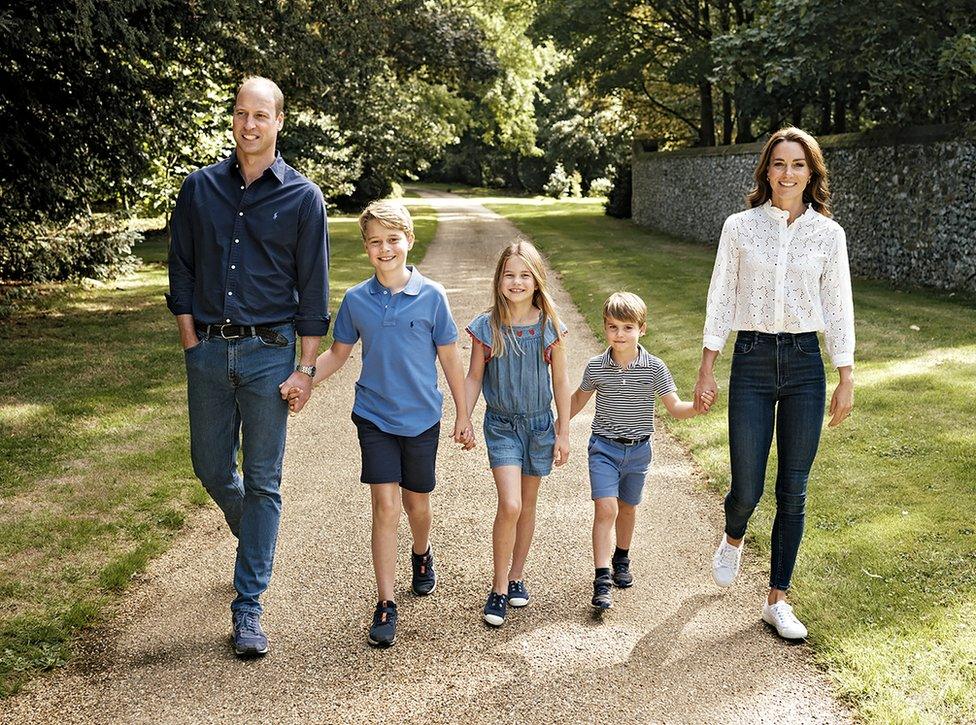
[693,369,719,413]
[279,372,313,414]
[553,432,570,467]
[453,417,476,450]
[828,379,854,427]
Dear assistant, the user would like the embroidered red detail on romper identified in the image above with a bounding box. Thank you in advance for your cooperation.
[516,330,523,337]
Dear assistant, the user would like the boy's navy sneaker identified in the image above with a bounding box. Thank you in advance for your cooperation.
[483,591,508,627]
[368,600,398,648]
[231,610,269,657]
[507,579,530,607]
[592,574,614,610]
[612,554,634,588]
[411,545,437,596]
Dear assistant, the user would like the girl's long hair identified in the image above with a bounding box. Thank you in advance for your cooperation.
[488,240,564,358]
[746,126,832,217]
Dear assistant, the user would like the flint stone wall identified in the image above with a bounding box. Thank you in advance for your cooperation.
[631,124,976,293]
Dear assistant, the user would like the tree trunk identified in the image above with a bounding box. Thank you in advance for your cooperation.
[698,82,716,146]
[833,95,846,133]
[819,84,832,134]
[722,91,733,145]
[734,86,753,143]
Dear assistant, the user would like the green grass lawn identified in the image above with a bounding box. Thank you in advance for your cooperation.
[0,203,435,697]
[480,195,976,724]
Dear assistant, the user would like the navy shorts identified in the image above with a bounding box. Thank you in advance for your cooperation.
[352,412,440,493]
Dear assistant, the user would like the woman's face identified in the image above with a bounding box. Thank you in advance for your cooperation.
[766,140,811,207]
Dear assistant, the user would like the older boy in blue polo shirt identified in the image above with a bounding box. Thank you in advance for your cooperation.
[283,200,473,647]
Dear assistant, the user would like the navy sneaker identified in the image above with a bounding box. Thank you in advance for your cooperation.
[231,610,269,658]
[507,579,530,607]
[592,574,613,610]
[612,554,634,588]
[411,545,437,596]
[483,591,508,627]
[368,600,398,648]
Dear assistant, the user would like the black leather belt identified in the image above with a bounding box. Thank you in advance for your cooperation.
[195,322,290,342]
[599,434,650,446]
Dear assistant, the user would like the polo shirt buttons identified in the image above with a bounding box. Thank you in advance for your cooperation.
[231,265,236,270]
[228,291,233,296]
[239,211,243,216]
[234,239,239,244]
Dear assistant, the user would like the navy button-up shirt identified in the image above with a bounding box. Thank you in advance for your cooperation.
[166,153,330,336]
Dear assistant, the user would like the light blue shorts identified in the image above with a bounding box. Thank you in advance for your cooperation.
[483,408,556,477]
[587,434,652,506]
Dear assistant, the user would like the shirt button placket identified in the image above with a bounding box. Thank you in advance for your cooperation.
[226,188,246,321]
[774,223,789,331]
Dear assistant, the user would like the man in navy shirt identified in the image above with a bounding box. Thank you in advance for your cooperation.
[166,76,329,657]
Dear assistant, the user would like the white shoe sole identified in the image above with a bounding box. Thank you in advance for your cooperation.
[484,613,505,627]
[761,612,808,640]
[508,597,529,607]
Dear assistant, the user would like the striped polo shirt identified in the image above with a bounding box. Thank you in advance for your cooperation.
[580,345,677,439]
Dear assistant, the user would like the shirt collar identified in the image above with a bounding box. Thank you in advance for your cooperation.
[368,265,424,296]
[225,151,287,184]
[761,199,814,226]
[601,344,651,369]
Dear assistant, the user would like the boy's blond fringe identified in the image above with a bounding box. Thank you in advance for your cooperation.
[358,200,414,239]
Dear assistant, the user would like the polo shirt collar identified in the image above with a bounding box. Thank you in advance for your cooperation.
[368,265,424,296]
[602,344,651,369]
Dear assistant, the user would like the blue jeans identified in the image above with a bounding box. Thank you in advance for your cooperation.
[184,324,295,614]
[725,331,825,591]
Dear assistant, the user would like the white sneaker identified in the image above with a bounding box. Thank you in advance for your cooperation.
[711,538,743,587]
[762,600,808,640]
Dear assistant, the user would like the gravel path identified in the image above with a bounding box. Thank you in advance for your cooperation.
[2,190,850,724]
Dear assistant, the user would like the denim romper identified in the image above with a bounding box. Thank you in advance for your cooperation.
[466,312,564,476]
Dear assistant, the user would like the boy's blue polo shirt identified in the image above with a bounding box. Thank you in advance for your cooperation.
[333,266,458,437]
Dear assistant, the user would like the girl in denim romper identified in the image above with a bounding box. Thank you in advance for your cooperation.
[464,241,571,628]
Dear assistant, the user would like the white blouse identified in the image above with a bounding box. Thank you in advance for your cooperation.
[703,201,855,368]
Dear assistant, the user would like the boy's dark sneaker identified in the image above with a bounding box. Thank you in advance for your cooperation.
[507,579,530,607]
[483,591,508,627]
[411,545,437,596]
[592,574,614,610]
[231,610,269,658]
[368,600,398,648]
[612,554,634,588]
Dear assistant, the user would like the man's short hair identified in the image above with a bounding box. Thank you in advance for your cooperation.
[358,200,414,240]
[603,292,647,326]
[236,76,284,116]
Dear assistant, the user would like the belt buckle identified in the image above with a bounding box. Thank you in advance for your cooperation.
[218,324,241,340]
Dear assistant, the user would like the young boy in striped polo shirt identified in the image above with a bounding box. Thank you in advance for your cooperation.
[570,292,714,610]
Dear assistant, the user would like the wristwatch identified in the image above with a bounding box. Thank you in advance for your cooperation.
[296,363,316,378]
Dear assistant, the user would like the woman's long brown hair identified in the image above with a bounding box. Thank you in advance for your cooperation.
[747,127,832,217]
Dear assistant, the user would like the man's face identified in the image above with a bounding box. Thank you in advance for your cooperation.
[232,83,283,159]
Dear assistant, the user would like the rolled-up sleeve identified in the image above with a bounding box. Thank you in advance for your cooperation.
[702,215,740,352]
[294,186,330,336]
[165,178,196,316]
[820,227,855,368]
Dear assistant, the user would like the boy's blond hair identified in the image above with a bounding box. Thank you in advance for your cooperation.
[358,200,414,240]
[603,292,647,327]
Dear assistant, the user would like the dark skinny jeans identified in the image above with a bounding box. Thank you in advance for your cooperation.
[725,331,826,591]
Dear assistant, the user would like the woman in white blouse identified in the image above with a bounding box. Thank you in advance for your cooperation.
[694,127,854,640]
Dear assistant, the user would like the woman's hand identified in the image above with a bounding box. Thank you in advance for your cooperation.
[828,378,854,427]
[694,368,719,413]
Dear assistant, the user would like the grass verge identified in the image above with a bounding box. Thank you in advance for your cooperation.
[481,195,976,724]
[0,203,435,697]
